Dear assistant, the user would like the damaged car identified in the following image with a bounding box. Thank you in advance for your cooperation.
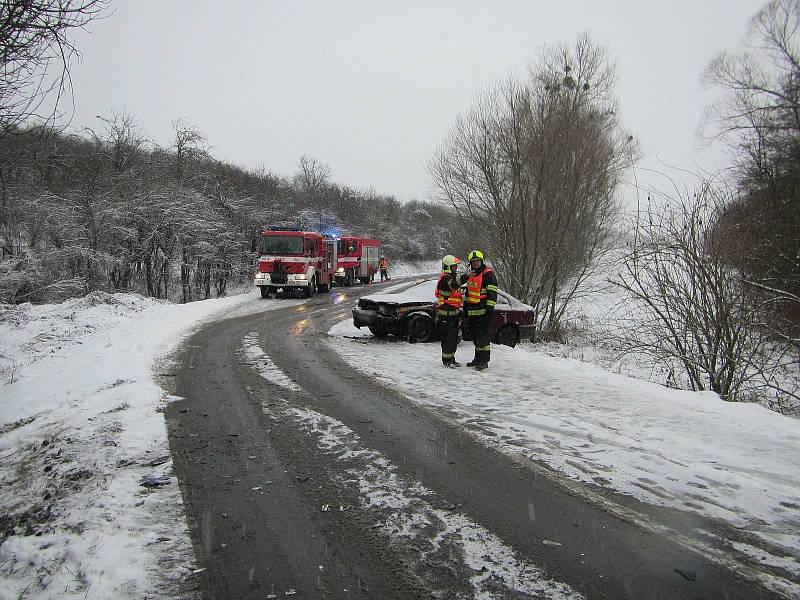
[352,279,535,346]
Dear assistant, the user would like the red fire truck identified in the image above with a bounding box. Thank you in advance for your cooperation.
[254,227,335,298]
[325,236,380,286]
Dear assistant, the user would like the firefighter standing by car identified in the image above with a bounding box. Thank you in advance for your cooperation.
[379,256,390,281]
[436,255,463,367]
[459,250,498,371]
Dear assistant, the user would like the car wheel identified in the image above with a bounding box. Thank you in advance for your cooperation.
[494,324,519,348]
[368,324,389,338]
[406,314,434,343]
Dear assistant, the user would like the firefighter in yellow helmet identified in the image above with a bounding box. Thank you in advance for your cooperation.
[457,250,498,371]
[436,255,463,367]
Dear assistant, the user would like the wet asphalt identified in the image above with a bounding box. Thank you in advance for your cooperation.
[163,281,787,600]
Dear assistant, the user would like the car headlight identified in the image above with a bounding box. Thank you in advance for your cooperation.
[337,267,345,273]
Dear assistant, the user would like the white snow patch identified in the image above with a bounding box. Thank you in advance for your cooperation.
[730,541,800,579]
[241,332,303,392]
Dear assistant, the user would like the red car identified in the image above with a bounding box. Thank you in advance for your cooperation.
[352,279,535,347]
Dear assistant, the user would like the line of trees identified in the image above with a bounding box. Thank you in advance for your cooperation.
[703,0,800,347]
[605,0,800,410]
[0,117,457,304]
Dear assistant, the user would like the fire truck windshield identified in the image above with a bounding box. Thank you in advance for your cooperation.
[259,235,304,255]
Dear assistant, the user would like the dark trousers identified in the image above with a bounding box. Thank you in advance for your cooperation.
[468,314,491,364]
[437,315,460,362]
[380,268,388,281]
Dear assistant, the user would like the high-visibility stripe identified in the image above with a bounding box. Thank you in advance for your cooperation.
[478,344,491,351]
[486,284,498,291]
[467,308,486,316]
[486,300,496,308]
[442,352,455,359]
[437,309,460,316]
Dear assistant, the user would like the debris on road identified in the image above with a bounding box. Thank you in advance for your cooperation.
[140,473,171,487]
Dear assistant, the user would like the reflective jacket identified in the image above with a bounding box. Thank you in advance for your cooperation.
[379,259,389,270]
[435,272,462,316]
[461,266,498,317]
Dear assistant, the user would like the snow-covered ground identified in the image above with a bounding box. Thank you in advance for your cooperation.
[0,289,295,599]
[1,263,799,598]
[0,268,434,599]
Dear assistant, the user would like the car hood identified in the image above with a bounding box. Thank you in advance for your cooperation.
[359,293,435,306]
[360,280,438,306]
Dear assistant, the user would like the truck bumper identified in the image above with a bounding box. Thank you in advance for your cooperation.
[254,276,310,289]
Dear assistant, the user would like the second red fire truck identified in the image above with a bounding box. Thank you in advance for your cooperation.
[326,236,380,286]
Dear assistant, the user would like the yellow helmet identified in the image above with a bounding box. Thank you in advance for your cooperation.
[441,254,461,271]
[467,250,484,262]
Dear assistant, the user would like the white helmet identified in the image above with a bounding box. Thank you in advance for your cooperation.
[441,254,461,271]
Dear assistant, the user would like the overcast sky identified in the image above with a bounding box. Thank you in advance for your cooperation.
[68,0,765,205]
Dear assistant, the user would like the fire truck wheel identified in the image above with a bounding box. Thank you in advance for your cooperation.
[260,287,270,299]
[303,281,315,298]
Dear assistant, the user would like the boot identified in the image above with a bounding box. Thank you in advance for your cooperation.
[474,363,488,371]
[466,360,477,367]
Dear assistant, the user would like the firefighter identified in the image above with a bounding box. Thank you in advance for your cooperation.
[460,249,498,371]
[379,256,390,281]
[436,255,463,367]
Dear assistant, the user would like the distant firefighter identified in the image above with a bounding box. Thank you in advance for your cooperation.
[379,256,390,281]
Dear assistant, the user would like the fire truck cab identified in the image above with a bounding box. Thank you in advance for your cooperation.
[254,227,335,298]
[326,236,380,286]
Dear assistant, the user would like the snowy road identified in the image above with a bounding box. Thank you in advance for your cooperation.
[164,284,781,599]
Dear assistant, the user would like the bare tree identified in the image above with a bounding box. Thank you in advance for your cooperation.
[703,0,800,337]
[171,118,207,182]
[610,185,799,407]
[704,0,800,145]
[0,0,108,133]
[431,34,637,340]
[294,154,331,207]
[87,111,146,174]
